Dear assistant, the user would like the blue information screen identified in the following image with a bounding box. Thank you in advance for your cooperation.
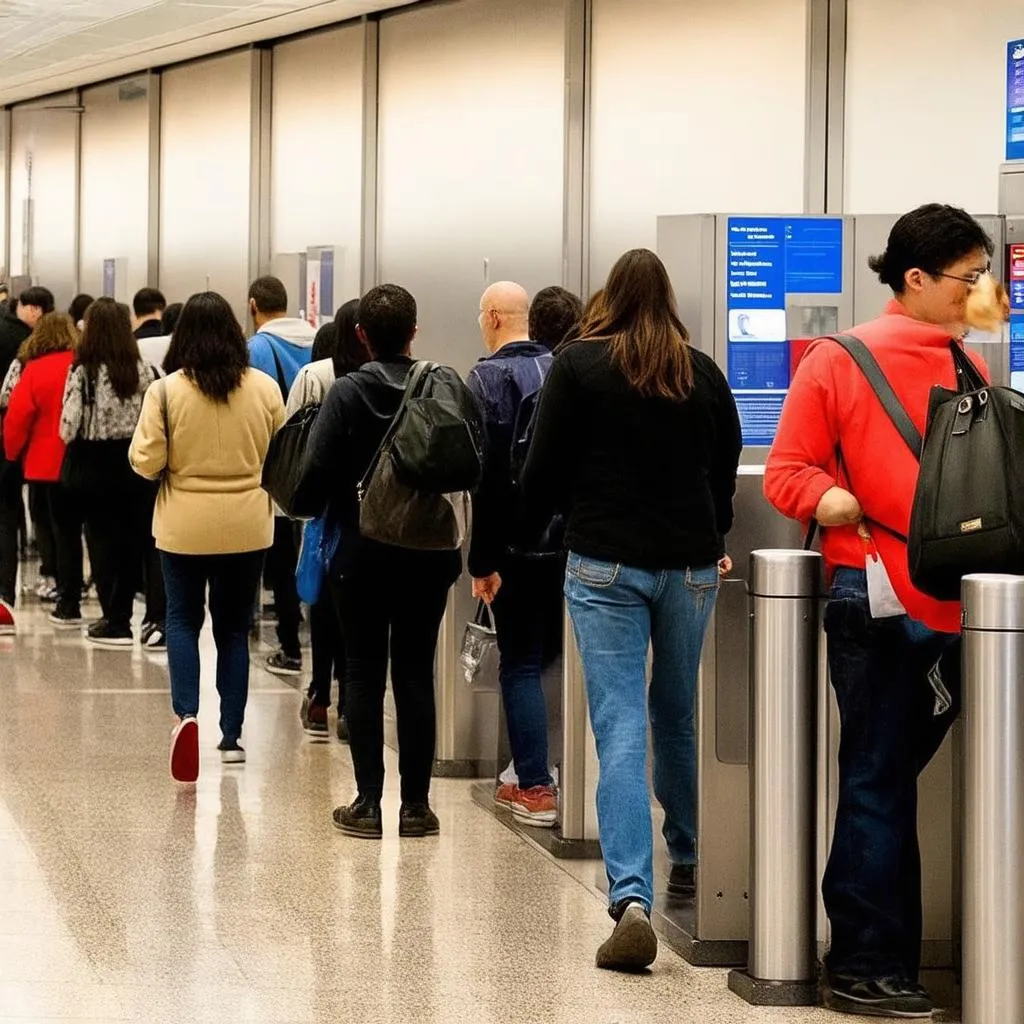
[726,216,844,446]
[1008,39,1024,162]
[1011,243,1024,389]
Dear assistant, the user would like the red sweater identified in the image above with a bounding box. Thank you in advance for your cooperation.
[764,300,988,634]
[3,351,75,483]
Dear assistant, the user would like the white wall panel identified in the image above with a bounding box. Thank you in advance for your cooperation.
[160,52,252,320]
[377,0,566,376]
[271,25,365,312]
[845,0,1020,214]
[589,0,808,286]
[79,77,152,302]
[9,93,79,308]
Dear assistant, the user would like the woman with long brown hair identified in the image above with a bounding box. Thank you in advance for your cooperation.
[2,313,84,628]
[60,297,158,647]
[523,249,742,972]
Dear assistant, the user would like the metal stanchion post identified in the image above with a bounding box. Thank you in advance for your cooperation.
[961,575,1024,1024]
[729,549,821,1006]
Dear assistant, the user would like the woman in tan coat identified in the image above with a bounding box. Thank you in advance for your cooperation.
[130,292,284,783]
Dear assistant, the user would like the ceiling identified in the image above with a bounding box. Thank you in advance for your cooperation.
[0,0,420,105]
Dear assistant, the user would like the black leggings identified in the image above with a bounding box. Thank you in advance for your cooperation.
[309,584,346,712]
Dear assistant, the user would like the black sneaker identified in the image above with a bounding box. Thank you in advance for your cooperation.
[141,622,167,652]
[332,797,383,839]
[336,714,350,743]
[398,802,440,838]
[266,650,302,676]
[218,738,246,764]
[667,863,696,900]
[596,901,658,972]
[299,695,329,737]
[87,620,133,648]
[824,973,933,1018]
[49,608,83,628]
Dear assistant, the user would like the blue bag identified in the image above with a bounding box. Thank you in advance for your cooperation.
[295,516,342,605]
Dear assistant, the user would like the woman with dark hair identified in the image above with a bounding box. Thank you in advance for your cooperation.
[68,294,95,328]
[523,249,742,972]
[2,313,85,628]
[285,298,365,741]
[60,298,157,647]
[130,292,285,782]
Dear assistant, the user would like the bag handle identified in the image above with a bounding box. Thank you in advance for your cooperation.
[357,360,436,496]
[159,378,172,473]
[268,341,289,402]
[951,341,987,394]
[829,334,922,458]
[473,599,493,629]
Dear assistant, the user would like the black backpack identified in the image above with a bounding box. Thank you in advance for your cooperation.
[829,334,1024,601]
[358,361,484,551]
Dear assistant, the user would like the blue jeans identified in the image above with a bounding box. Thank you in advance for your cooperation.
[491,557,563,790]
[162,550,265,743]
[564,552,719,912]
[823,568,960,982]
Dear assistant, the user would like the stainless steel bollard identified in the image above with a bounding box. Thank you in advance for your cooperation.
[729,549,821,1007]
[961,575,1024,1024]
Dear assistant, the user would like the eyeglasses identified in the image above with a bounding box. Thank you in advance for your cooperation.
[935,269,990,286]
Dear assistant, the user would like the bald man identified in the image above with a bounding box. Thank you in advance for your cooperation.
[467,281,563,828]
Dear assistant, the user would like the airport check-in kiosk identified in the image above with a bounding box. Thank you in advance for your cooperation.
[657,212,1007,969]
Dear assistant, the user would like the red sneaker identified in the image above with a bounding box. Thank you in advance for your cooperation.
[170,717,199,784]
[0,600,14,637]
[511,785,558,827]
[494,782,519,810]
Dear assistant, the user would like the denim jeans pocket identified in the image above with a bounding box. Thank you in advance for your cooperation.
[684,565,720,593]
[566,552,622,588]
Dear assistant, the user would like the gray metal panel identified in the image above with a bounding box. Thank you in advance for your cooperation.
[562,0,589,298]
[656,214,716,357]
[248,47,272,285]
[1000,164,1024,216]
[360,16,379,293]
[147,72,161,287]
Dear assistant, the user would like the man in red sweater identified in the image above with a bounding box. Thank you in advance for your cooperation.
[765,204,995,1019]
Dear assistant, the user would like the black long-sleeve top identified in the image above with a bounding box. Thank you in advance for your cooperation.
[521,339,742,569]
[299,356,462,579]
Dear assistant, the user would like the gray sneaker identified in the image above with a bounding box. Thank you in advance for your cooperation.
[596,902,658,972]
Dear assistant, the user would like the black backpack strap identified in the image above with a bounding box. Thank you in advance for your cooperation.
[267,341,289,402]
[829,334,922,459]
[358,360,434,496]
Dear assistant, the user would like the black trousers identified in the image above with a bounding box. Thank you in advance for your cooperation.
[29,482,57,578]
[332,553,459,804]
[309,583,346,712]
[38,482,84,616]
[141,488,165,626]
[0,469,21,605]
[84,481,151,632]
[265,517,302,659]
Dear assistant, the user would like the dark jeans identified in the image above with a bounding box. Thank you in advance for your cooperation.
[309,584,346,713]
[823,568,961,982]
[85,480,151,632]
[29,482,56,578]
[38,482,84,616]
[491,557,563,789]
[332,554,459,804]
[265,517,302,660]
[162,550,265,743]
[0,470,21,605]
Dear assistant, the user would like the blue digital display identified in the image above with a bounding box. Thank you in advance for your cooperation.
[726,215,844,446]
[1008,39,1024,162]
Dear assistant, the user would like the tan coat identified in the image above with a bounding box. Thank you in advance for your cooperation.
[129,368,285,555]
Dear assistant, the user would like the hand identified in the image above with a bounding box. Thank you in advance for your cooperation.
[718,555,733,577]
[815,486,863,527]
[472,573,502,605]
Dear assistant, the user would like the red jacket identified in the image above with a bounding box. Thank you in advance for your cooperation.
[764,300,988,634]
[3,351,75,483]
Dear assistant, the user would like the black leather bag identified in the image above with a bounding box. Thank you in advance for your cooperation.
[831,334,1024,601]
[261,403,321,520]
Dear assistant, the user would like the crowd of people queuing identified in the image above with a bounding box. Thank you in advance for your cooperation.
[0,205,993,1011]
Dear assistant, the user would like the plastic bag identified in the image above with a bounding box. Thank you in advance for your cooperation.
[865,551,907,619]
[295,516,342,606]
[460,600,497,685]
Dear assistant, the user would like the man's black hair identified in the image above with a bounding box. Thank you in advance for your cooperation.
[357,284,417,359]
[19,286,55,314]
[529,286,583,351]
[869,204,994,293]
[248,276,289,315]
[133,287,167,318]
[68,294,95,323]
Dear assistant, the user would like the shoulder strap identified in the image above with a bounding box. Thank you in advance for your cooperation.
[160,378,172,469]
[829,333,922,459]
[266,340,289,402]
[358,361,435,494]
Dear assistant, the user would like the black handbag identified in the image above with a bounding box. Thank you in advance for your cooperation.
[261,402,321,519]
[830,334,1024,600]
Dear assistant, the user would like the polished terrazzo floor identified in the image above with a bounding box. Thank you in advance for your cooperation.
[0,591,851,1024]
